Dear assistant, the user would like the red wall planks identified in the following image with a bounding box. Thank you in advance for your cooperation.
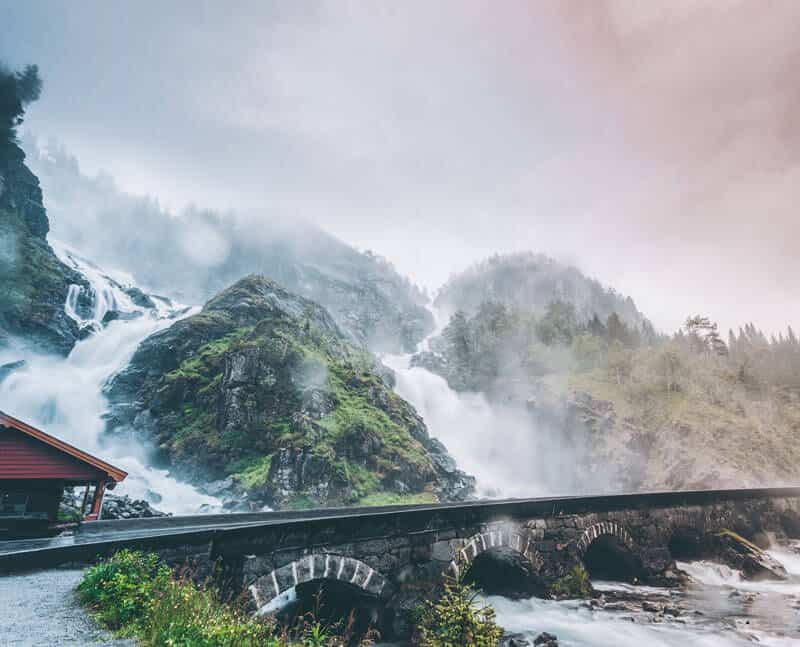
[0,427,105,481]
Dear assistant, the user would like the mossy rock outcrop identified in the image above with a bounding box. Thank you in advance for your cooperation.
[107,275,473,509]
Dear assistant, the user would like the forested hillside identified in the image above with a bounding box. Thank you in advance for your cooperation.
[417,258,800,490]
[435,253,645,329]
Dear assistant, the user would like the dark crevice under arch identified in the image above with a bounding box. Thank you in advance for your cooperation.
[463,547,546,598]
[582,535,645,582]
[275,579,385,642]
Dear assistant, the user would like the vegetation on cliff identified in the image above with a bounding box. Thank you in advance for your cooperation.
[107,275,472,509]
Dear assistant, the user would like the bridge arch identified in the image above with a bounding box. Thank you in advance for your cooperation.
[575,521,634,556]
[448,526,542,580]
[577,520,643,581]
[249,554,388,613]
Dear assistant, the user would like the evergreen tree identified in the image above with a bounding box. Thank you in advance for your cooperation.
[0,62,41,154]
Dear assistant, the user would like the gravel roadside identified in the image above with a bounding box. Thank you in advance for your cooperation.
[0,568,137,646]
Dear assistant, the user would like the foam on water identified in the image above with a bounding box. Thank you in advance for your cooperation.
[486,594,751,647]
[487,548,800,647]
[679,558,800,595]
[0,242,217,513]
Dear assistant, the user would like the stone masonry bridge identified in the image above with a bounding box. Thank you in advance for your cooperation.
[2,487,800,638]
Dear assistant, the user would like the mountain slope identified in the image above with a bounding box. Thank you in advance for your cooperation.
[106,275,472,509]
[419,254,800,492]
[0,141,89,354]
[436,252,645,328]
[24,139,432,353]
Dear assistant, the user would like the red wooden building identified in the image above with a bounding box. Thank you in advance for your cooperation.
[0,410,127,535]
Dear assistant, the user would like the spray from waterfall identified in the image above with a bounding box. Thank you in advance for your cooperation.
[384,305,597,499]
[0,242,218,513]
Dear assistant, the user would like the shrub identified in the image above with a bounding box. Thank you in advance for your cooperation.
[416,577,503,647]
[78,550,378,646]
[144,578,276,647]
[549,564,591,598]
[78,550,276,645]
[78,549,171,630]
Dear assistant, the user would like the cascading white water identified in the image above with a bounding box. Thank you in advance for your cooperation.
[384,304,582,499]
[0,242,217,513]
[382,358,548,498]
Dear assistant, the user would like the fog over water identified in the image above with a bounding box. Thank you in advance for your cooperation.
[0,244,217,513]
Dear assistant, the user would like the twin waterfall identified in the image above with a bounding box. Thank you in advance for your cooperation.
[1,246,798,645]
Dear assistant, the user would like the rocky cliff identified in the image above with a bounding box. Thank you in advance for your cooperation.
[0,142,90,354]
[106,275,473,509]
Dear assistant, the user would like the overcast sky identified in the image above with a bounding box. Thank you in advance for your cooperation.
[3,1,800,334]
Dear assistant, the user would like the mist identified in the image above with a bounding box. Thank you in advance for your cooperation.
[3,1,800,336]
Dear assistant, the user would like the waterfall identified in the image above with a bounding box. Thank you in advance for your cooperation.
[0,242,217,513]
[383,305,574,499]
[385,307,800,646]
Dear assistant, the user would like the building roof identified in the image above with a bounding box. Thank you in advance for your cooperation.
[0,410,127,483]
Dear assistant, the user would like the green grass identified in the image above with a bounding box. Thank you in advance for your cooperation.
[146,283,443,509]
[357,491,438,506]
[233,454,273,490]
[283,495,316,510]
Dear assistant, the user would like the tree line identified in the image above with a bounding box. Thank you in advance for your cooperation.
[434,299,800,398]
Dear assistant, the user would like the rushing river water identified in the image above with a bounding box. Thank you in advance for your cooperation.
[482,547,800,646]
[0,242,216,513]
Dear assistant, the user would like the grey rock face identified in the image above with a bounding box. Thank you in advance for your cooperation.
[101,493,169,520]
[0,143,90,355]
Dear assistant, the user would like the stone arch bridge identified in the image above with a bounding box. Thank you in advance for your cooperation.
[223,488,800,633]
[2,487,799,639]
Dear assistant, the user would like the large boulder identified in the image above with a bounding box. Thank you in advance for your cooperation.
[714,530,788,581]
